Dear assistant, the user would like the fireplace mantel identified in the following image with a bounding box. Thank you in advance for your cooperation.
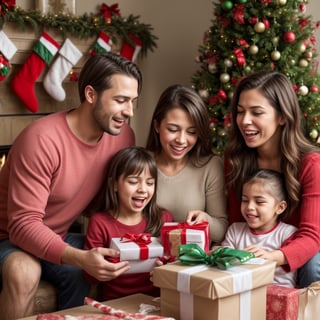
[0,23,96,146]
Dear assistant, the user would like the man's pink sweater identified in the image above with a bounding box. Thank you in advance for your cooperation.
[0,111,135,264]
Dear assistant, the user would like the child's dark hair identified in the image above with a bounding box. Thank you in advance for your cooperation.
[242,169,290,220]
[105,146,164,236]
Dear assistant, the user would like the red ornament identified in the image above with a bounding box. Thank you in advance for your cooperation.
[218,89,227,100]
[283,31,296,43]
[311,86,319,93]
[313,116,318,122]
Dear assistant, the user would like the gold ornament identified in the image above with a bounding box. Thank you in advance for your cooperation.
[299,59,309,68]
[299,43,307,53]
[249,45,259,55]
[298,85,309,96]
[272,37,279,46]
[198,89,209,99]
[310,129,318,140]
[220,73,230,83]
[254,22,266,33]
[271,50,281,61]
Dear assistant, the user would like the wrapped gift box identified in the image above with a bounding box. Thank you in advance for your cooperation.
[298,281,320,320]
[161,222,209,257]
[110,236,163,274]
[153,259,276,320]
[266,284,300,320]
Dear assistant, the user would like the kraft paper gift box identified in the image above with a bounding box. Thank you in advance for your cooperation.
[110,234,163,274]
[298,280,320,320]
[266,284,300,320]
[161,222,209,257]
[153,259,276,320]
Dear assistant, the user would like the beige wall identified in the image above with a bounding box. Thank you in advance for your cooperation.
[15,0,320,147]
[78,0,320,147]
[77,0,213,146]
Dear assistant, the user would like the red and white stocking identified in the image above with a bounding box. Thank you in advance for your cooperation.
[43,38,82,101]
[0,30,17,81]
[11,32,60,113]
[120,33,142,62]
[90,31,113,56]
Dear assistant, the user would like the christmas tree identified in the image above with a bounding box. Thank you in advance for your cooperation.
[192,0,320,154]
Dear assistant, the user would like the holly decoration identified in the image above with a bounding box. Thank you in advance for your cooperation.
[192,0,320,153]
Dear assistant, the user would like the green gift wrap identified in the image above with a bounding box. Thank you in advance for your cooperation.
[178,244,255,269]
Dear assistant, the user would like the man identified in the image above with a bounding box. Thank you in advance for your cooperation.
[0,52,142,319]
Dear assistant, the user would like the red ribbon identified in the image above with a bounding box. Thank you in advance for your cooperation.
[233,48,246,66]
[0,0,16,17]
[121,233,151,260]
[161,222,209,256]
[233,4,245,25]
[99,3,121,20]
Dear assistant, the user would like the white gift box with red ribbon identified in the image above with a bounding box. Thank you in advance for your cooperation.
[110,234,164,274]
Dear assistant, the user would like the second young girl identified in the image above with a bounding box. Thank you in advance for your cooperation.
[221,169,297,287]
[84,146,173,300]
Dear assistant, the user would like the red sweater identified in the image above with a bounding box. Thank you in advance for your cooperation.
[227,152,320,271]
[0,111,135,264]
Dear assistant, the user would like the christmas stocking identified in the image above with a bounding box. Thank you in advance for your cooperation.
[11,32,60,113]
[0,30,17,81]
[43,38,82,101]
[120,33,142,62]
[90,31,113,56]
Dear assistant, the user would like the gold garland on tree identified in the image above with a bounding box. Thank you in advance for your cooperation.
[0,1,157,58]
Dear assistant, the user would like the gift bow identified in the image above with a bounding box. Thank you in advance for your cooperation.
[178,244,255,270]
[121,233,151,259]
[99,3,121,20]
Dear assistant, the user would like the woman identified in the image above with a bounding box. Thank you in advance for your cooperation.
[225,70,320,287]
[146,84,228,244]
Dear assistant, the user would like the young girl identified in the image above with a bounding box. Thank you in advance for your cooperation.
[224,71,320,288]
[221,169,297,287]
[84,146,173,300]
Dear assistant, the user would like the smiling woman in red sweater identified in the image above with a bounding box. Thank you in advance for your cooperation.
[224,71,320,288]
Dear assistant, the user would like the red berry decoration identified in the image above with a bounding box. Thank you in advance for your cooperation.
[283,31,296,43]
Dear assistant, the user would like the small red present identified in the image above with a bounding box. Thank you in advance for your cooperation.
[161,221,209,257]
[267,284,300,320]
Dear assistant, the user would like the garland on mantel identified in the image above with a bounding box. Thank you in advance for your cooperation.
[0,1,157,58]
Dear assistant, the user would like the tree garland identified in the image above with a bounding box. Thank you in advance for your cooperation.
[0,1,157,58]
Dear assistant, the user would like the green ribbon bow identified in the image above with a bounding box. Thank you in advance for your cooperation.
[178,244,255,270]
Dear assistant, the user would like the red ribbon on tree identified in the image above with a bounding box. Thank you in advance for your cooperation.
[233,4,245,25]
[121,233,151,260]
[99,3,121,22]
[233,48,246,66]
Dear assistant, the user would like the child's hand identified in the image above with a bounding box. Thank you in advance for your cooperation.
[244,245,271,260]
[186,210,208,224]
